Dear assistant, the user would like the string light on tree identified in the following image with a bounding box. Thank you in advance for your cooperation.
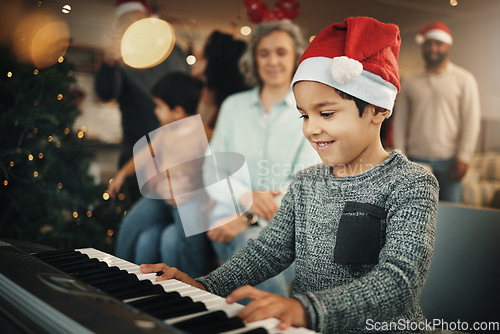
[450,0,458,6]
[34,69,38,75]
[58,56,64,63]
[62,4,71,14]
[186,54,196,65]
[28,154,34,161]
[7,71,13,78]
[240,25,251,36]
[57,94,63,100]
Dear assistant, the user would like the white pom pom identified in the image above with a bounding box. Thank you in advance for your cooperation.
[329,56,363,84]
[415,34,425,44]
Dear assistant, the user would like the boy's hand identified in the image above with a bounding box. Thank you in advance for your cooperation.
[226,285,307,330]
[140,263,206,291]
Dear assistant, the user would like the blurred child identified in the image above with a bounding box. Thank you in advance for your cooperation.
[109,72,209,268]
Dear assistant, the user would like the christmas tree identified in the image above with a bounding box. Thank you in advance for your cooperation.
[0,45,129,253]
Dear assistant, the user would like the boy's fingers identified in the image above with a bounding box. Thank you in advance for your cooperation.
[140,263,169,274]
[278,311,293,330]
[226,285,267,303]
[237,298,274,321]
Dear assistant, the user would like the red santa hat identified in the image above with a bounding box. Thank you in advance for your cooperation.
[415,21,453,45]
[115,0,152,18]
[291,17,401,113]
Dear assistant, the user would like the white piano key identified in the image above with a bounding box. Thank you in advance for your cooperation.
[76,248,318,334]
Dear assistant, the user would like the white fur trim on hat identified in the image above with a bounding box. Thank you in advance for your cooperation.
[416,29,453,45]
[292,56,398,114]
[330,56,363,84]
[116,2,147,18]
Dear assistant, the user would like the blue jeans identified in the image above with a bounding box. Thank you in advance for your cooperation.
[410,156,462,203]
[115,197,177,262]
[211,215,295,301]
[136,197,214,278]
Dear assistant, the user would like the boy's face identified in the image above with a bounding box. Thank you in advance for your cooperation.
[255,30,296,88]
[294,81,382,169]
[153,97,182,126]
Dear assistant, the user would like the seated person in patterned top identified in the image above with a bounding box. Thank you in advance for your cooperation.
[140,17,439,334]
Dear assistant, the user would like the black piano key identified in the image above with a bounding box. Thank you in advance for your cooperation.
[149,301,207,320]
[80,270,132,286]
[112,282,166,300]
[32,249,80,259]
[173,310,245,334]
[132,296,193,314]
[71,266,123,280]
[90,275,139,291]
[54,257,100,269]
[58,261,110,275]
[34,252,87,263]
[188,317,246,334]
[126,291,183,309]
[72,267,130,284]
[239,327,269,334]
[38,254,90,266]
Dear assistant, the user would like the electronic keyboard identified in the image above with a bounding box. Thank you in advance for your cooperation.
[0,241,316,334]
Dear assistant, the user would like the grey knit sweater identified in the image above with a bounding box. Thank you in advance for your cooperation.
[197,150,439,333]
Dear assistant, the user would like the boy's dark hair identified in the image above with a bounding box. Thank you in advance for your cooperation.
[151,72,203,115]
[334,88,387,117]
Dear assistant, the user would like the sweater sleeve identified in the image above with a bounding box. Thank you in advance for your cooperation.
[195,187,297,296]
[293,173,439,333]
[457,72,481,164]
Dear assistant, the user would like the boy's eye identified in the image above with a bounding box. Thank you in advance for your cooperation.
[321,112,334,118]
[299,114,309,119]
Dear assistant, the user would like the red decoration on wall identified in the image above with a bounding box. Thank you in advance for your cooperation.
[244,0,300,23]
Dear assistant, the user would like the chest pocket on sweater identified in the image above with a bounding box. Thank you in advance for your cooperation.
[334,201,387,266]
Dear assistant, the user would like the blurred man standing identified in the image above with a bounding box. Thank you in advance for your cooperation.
[394,21,480,202]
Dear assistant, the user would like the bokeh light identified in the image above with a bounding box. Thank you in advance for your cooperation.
[240,25,252,36]
[12,12,70,69]
[186,55,196,65]
[62,5,71,14]
[121,18,175,69]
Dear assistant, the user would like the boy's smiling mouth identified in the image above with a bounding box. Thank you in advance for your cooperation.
[313,140,334,151]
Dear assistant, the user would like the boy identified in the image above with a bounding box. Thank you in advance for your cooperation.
[141,17,439,333]
[109,72,211,273]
